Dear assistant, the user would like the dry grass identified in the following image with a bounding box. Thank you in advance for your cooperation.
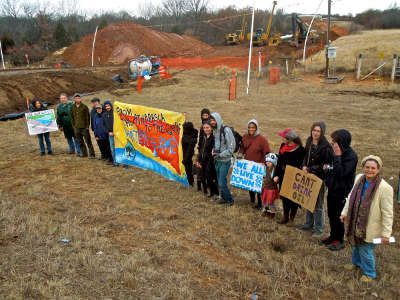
[0,69,399,299]
[303,29,400,74]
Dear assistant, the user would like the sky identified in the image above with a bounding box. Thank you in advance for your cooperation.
[75,0,399,16]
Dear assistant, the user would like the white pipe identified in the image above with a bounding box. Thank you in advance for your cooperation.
[302,0,324,64]
[91,26,98,67]
[0,40,5,70]
[246,6,255,95]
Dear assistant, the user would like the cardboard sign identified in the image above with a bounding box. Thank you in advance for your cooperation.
[280,165,323,212]
[25,109,58,135]
[230,159,265,193]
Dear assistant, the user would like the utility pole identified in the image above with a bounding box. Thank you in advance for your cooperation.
[325,0,331,77]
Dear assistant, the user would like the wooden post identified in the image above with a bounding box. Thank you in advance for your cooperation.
[229,76,237,100]
[356,53,363,80]
[391,54,397,83]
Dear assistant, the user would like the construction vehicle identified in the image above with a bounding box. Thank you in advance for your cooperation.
[128,55,161,80]
[247,1,277,46]
[224,12,247,45]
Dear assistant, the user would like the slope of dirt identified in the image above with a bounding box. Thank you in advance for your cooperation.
[0,70,118,115]
[63,22,214,67]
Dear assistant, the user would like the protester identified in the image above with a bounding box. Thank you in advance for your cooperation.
[196,121,219,198]
[56,93,81,155]
[31,98,53,156]
[93,104,112,163]
[341,155,393,282]
[297,122,333,237]
[102,100,119,166]
[210,112,235,206]
[197,108,211,192]
[275,129,305,224]
[90,97,101,132]
[182,121,198,186]
[70,93,95,158]
[238,119,271,209]
[323,129,358,250]
[261,153,279,218]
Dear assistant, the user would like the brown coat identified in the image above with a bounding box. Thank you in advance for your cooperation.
[262,165,278,190]
[239,133,271,164]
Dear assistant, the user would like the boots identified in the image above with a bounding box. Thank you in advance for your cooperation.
[289,208,298,222]
[277,214,289,224]
[197,180,202,192]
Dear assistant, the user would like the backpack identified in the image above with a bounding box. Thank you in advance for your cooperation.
[219,125,242,153]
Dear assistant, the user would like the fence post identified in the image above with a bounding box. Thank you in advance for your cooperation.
[391,54,397,83]
[356,53,363,80]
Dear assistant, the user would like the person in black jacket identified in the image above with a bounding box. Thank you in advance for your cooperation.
[275,129,305,224]
[31,98,53,155]
[196,121,219,197]
[196,108,211,192]
[297,121,334,237]
[102,100,118,166]
[323,129,358,250]
[182,121,198,186]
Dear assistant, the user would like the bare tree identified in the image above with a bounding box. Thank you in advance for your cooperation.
[186,0,209,20]
[137,0,155,20]
[0,0,22,18]
[162,0,188,21]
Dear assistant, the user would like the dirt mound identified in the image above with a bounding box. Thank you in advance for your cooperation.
[0,70,118,115]
[63,22,214,67]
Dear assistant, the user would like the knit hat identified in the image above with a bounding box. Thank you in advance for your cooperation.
[201,108,210,117]
[285,130,298,141]
[265,153,278,165]
[361,155,383,168]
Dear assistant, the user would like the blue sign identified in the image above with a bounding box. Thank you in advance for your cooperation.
[230,159,265,193]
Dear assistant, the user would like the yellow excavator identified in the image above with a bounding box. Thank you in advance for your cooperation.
[247,1,277,46]
[224,12,247,45]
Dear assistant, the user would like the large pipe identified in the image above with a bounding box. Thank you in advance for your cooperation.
[302,0,324,64]
[0,40,5,70]
[91,26,98,67]
[246,6,255,95]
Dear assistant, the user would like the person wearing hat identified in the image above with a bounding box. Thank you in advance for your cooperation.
[261,153,279,218]
[196,108,211,193]
[323,129,358,251]
[297,121,333,238]
[93,104,112,162]
[238,119,271,209]
[70,93,96,158]
[340,155,393,282]
[56,93,81,155]
[90,97,102,132]
[275,129,305,224]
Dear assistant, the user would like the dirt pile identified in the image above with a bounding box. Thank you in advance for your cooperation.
[63,22,214,67]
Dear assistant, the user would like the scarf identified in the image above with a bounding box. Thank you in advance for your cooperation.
[279,143,299,155]
[345,174,382,245]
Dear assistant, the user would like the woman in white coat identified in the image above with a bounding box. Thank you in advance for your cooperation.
[340,155,393,282]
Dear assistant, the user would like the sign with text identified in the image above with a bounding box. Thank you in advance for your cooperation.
[113,101,188,186]
[230,159,265,193]
[280,166,323,213]
[25,109,58,135]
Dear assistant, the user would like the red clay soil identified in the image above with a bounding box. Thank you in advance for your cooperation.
[63,22,214,67]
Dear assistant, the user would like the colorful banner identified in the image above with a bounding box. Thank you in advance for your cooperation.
[113,101,188,186]
[230,159,265,193]
[25,109,58,135]
[280,166,323,213]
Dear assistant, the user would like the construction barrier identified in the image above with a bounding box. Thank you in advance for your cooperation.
[159,65,171,79]
[269,67,280,84]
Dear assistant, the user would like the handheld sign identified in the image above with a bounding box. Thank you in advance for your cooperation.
[280,165,323,213]
[230,159,265,193]
[25,109,58,135]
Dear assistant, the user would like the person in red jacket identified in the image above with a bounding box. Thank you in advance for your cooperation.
[237,119,271,209]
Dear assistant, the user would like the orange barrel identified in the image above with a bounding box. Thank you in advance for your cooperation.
[269,67,280,84]
[159,65,167,79]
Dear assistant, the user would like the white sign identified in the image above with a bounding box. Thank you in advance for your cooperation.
[230,159,265,193]
[25,109,58,135]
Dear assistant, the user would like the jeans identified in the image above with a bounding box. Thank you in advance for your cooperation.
[37,132,52,153]
[67,137,81,153]
[352,243,376,278]
[215,160,233,204]
[109,136,118,165]
[303,184,325,234]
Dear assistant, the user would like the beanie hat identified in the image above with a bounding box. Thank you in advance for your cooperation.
[361,155,383,168]
[265,153,278,166]
[201,108,210,117]
[311,121,326,136]
[285,130,298,141]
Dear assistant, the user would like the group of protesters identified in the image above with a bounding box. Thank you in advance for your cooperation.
[30,97,393,283]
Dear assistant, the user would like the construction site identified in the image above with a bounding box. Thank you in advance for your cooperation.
[0,1,400,299]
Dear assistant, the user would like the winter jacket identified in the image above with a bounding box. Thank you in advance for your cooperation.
[325,130,358,199]
[182,122,198,164]
[262,165,278,190]
[93,113,109,140]
[239,119,271,164]
[341,174,393,243]
[70,102,90,129]
[302,122,334,180]
[57,101,75,139]
[197,132,215,168]
[276,143,305,185]
[211,112,235,162]
[102,100,114,133]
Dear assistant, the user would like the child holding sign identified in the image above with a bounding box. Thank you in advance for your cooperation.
[261,153,279,218]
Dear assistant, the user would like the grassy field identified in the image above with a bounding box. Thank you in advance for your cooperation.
[0,69,399,299]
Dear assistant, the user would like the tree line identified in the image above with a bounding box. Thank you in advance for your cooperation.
[0,0,399,66]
